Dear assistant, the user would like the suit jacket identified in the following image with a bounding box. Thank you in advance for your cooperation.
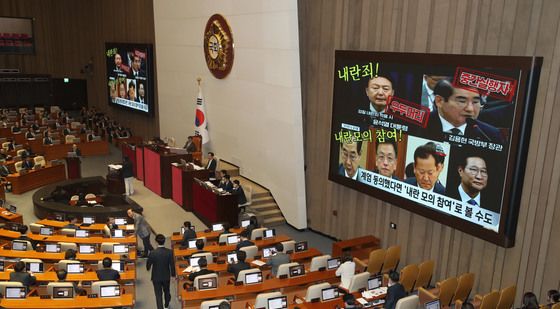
[266,252,291,276]
[219,181,233,192]
[147,246,176,282]
[206,159,217,176]
[181,229,197,246]
[447,186,498,213]
[122,161,133,178]
[236,240,255,251]
[232,186,247,205]
[385,283,407,309]
[96,268,121,281]
[43,137,53,145]
[188,268,215,282]
[132,213,150,238]
[184,141,197,153]
[404,177,445,195]
[22,160,35,170]
[25,132,34,139]
[227,261,251,280]
[9,271,36,288]
[0,165,10,177]
[425,111,504,144]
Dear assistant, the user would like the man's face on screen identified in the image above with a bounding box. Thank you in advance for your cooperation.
[341,141,361,178]
[458,157,488,194]
[413,156,443,190]
[138,84,145,97]
[119,83,126,98]
[132,56,141,71]
[115,54,122,67]
[376,143,397,177]
[366,77,394,112]
[436,87,482,127]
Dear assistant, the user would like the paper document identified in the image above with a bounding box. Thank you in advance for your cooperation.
[251,260,266,266]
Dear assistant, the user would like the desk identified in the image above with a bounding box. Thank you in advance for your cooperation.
[331,235,381,260]
[43,140,109,161]
[0,228,21,239]
[26,137,44,154]
[0,294,134,308]
[143,146,191,198]
[0,269,136,281]
[135,144,144,181]
[6,164,66,194]
[173,235,290,258]
[171,164,209,210]
[171,228,244,243]
[0,208,23,223]
[27,233,137,244]
[0,248,136,261]
[192,179,238,227]
[36,219,133,232]
[290,291,386,308]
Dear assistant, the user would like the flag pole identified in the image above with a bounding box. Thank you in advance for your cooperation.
[197,77,202,86]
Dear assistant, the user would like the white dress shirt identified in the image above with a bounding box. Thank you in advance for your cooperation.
[335,261,356,289]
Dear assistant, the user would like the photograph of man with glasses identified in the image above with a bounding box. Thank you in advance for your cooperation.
[338,136,364,181]
[425,79,505,144]
[374,139,400,180]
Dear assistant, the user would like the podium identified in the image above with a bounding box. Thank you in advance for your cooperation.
[107,167,125,194]
[171,164,210,210]
[65,157,81,179]
[192,178,238,227]
[143,146,191,198]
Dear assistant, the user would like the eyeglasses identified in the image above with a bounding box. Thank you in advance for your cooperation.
[376,155,395,164]
[466,167,488,177]
[450,96,483,107]
[341,151,359,162]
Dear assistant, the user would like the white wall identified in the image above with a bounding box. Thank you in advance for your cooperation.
[153,0,307,228]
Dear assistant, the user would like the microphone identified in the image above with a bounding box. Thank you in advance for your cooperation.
[466,118,491,141]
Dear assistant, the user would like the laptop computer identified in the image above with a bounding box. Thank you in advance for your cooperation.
[111,229,125,238]
[212,223,224,231]
[187,239,198,249]
[294,241,308,252]
[113,244,128,254]
[267,296,288,309]
[45,243,61,253]
[79,244,95,254]
[52,286,74,299]
[226,252,238,264]
[114,218,127,225]
[263,229,276,239]
[26,262,44,273]
[241,220,250,228]
[198,277,218,290]
[66,263,84,274]
[82,216,95,225]
[74,229,89,238]
[39,227,53,236]
[327,258,341,270]
[289,264,305,277]
[111,260,124,272]
[4,287,26,299]
[425,299,441,309]
[367,275,383,290]
[262,246,277,258]
[189,257,201,267]
[226,235,240,245]
[99,285,121,298]
[244,271,263,285]
[321,286,339,302]
[12,240,27,251]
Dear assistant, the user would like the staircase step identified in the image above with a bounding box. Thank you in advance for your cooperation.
[252,191,270,199]
[263,216,286,227]
[251,197,275,206]
[250,203,278,212]
[258,209,282,218]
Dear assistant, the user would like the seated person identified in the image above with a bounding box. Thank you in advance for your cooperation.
[71,144,81,156]
[219,223,231,236]
[10,261,37,290]
[335,254,356,290]
[180,221,197,246]
[11,123,21,133]
[235,236,254,251]
[232,180,247,205]
[265,243,290,277]
[0,148,8,160]
[227,250,251,280]
[31,121,40,132]
[218,175,233,192]
[183,136,197,153]
[24,128,35,139]
[193,239,206,254]
[21,156,35,170]
[47,186,68,202]
[43,133,54,145]
[343,294,359,309]
[20,145,33,157]
[64,248,77,261]
[63,124,72,136]
[520,292,540,309]
[55,269,85,295]
[187,257,215,282]
[17,225,38,249]
[0,163,10,177]
[385,270,406,309]
[241,216,259,238]
[86,132,97,142]
[96,257,121,281]
[6,139,15,151]
[63,216,80,229]
[547,289,560,305]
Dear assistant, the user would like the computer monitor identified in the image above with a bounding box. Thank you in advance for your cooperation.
[45,243,61,253]
[368,275,382,290]
[321,286,339,302]
[99,285,121,298]
[180,226,186,235]
[4,287,26,299]
[327,258,340,270]
[244,271,263,285]
[294,241,308,252]
[39,227,53,236]
[241,220,250,228]
[289,264,305,277]
[7,205,16,213]
[79,244,95,254]
[187,239,198,249]
[52,286,74,299]
[111,260,124,272]
[262,246,277,258]
[211,223,224,231]
[12,240,27,251]
[113,244,128,254]
[66,263,84,274]
[226,235,240,245]
[114,218,127,225]
[425,300,440,309]
[189,257,201,267]
[82,216,95,224]
[26,262,44,273]
[263,229,275,239]
[74,229,88,238]
[267,296,288,309]
[111,229,124,238]
[198,277,217,290]
[226,252,238,264]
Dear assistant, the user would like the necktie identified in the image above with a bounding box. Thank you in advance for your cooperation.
[467,199,478,206]
[450,128,462,135]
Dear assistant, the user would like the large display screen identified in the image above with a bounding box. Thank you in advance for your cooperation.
[329,51,542,247]
[0,16,34,54]
[105,43,154,115]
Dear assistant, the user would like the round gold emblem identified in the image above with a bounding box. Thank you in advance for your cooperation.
[203,14,234,79]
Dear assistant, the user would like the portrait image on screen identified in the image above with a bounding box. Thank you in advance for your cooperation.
[105,43,154,115]
[329,51,542,247]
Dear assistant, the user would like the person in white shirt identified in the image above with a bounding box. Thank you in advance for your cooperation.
[335,254,356,290]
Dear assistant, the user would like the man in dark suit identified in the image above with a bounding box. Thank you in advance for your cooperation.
[96,257,121,281]
[241,216,259,239]
[425,79,504,144]
[43,133,54,145]
[206,152,217,178]
[227,250,251,280]
[235,236,255,251]
[129,55,146,78]
[266,243,291,277]
[147,234,175,309]
[0,163,10,177]
[404,142,446,194]
[337,137,363,180]
[22,156,35,170]
[10,261,37,290]
[232,180,247,205]
[385,270,407,309]
[183,136,197,153]
[374,140,400,180]
[181,221,197,246]
[187,257,215,282]
[218,175,234,192]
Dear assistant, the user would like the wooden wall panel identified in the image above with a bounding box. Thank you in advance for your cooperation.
[0,0,158,138]
[300,0,560,304]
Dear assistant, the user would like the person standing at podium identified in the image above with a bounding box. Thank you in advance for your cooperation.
[183,136,197,153]
[122,156,134,196]
[206,152,217,178]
